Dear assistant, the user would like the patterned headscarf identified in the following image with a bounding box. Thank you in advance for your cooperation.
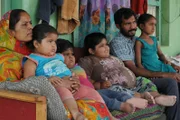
[0,10,31,81]
[0,10,30,54]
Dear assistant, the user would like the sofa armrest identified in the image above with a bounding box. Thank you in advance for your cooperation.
[0,90,47,120]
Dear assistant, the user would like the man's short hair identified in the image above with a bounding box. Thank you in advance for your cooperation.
[114,8,137,26]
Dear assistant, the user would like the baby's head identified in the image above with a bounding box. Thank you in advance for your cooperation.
[84,32,110,58]
[137,13,156,32]
[26,24,58,56]
[56,39,75,69]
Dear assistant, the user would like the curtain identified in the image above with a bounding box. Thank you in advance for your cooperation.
[78,0,130,47]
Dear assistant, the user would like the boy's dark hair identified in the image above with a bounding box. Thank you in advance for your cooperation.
[9,9,27,30]
[114,8,137,26]
[26,24,58,51]
[56,39,74,53]
[84,32,106,56]
[137,13,156,29]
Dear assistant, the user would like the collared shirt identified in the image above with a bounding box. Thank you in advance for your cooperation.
[109,32,136,62]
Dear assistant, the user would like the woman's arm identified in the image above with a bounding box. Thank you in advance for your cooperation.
[135,40,144,68]
[24,60,80,92]
[49,75,80,94]
[23,59,37,78]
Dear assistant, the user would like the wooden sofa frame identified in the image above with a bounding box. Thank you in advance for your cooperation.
[0,90,46,120]
[0,48,165,120]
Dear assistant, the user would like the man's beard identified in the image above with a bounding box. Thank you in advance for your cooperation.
[120,28,137,38]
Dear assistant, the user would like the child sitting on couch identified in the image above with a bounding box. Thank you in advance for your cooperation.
[56,39,152,113]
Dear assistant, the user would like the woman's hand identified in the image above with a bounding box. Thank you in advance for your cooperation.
[48,76,74,92]
[69,73,80,94]
[48,73,80,93]
[48,76,63,87]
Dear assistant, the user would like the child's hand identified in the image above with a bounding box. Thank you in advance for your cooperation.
[172,64,180,72]
[100,80,112,89]
[164,60,171,65]
[48,76,62,87]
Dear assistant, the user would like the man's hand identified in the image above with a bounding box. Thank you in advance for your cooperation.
[162,73,180,82]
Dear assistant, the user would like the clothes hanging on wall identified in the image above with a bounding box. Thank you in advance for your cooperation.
[131,0,148,15]
[37,0,64,24]
[77,0,130,47]
[57,0,80,34]
[120,0,131,8]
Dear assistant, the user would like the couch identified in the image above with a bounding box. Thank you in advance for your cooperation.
[0,47,165,120]
[0,90,46,120]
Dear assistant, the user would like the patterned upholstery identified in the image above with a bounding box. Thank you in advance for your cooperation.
[112,104,164,120]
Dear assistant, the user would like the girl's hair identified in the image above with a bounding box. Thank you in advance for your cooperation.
[9,9,27,30]
[137,13,156,29]
[84,32,106,56]
[26,24,58,51]
[114,8,137,26]
[56,39,74,53]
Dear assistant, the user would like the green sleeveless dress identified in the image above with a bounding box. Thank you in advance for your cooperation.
[136,36,176,73]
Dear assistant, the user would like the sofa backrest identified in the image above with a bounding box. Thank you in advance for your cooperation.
[74,47,85,63]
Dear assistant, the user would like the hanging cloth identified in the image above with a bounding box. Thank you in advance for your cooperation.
[78,0,130,47]
[37,0,64,23]
[131,0,148,15]
[57,0,80,34]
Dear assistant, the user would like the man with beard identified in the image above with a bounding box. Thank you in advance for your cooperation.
[109,8,180,120]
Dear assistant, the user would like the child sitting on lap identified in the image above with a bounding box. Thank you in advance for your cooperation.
[23,24,109,120]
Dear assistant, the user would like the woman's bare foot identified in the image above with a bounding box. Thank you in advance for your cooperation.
[142,92,155,104]
[155,95,177,106]
[126,98,148,109]
[120,102,135,113]
[73,112,86,120]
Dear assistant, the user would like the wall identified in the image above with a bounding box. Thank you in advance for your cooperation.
[1,0,73,42]
[0,0,1,18]
[1,0,180,55]
[161,0,180,56]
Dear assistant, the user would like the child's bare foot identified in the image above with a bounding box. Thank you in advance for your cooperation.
[126,98,148,109]
[120,102,135,113]
[142,92,155,104]
[73,112,86,120]
[155,95,177,106]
